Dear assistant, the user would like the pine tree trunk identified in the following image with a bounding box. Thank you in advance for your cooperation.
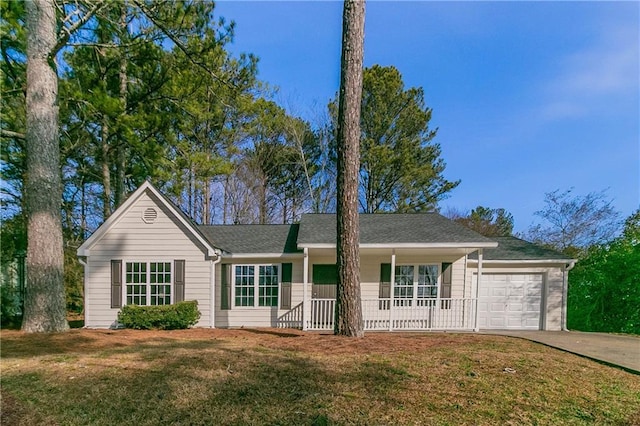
[204,178,210,225]
[223,175,229,224]
[115,5,127,208]
[101,118,111,218]
[259,176,267,224]
[23,0,69,332]
[335,0,365,337]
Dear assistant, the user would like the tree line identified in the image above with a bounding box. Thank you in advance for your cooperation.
[2,1,636,335]
[1,1,456,331]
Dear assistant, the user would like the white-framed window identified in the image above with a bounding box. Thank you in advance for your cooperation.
[235,265,255,307]
[126,261,172,306]
[233,264,279,308]
[394,264,439,307]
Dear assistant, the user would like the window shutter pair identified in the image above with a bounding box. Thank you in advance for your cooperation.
[280,263,293,310]
[110,259,185,309]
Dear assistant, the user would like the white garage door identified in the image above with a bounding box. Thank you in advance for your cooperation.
[476,273,543,330]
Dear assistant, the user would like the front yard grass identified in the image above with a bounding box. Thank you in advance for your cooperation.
[1,329,639,425]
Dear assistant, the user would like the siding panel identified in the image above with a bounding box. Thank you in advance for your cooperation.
[85,191,212,328]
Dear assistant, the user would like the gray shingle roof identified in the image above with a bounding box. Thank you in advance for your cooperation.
[198,224,301,254]
[468,236,570,261]
[297,213,495,246]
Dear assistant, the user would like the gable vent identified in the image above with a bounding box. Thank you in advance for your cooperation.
[142,207,158,224]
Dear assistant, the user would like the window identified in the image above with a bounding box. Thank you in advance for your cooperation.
[417,265,438,298]
[259,265,278,307]
[394,264,439,307]
[235,265,255,307]
[394,265,414,299]
[233,264,279,307]
[126,261,172,306]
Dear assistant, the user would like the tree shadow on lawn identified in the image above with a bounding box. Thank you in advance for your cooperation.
[0,332,102,358]
[1,338,415,425]
[0,331,223,359]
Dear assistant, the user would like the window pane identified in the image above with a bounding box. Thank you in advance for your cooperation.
[259,265,278,307]
[150,262,170,286]
[417,264,438,299]
[394,265,414,299]
[235,265,255,306]
[126,262,145,285]
[151,285,171,306]
[127,284,147,305]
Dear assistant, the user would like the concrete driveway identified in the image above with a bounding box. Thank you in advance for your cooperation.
[483,330,640,374]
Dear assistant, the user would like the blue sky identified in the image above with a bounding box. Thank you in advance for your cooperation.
[215,1,639,232]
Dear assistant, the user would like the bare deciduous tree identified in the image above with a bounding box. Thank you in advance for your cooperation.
[523,188,621,255]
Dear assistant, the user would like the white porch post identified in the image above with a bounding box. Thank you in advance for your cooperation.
[474,249,483,332]
[302,248,309,331]
[389,249,396,331]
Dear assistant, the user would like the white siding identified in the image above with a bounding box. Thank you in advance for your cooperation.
[214,258,304,328]
[213,252,468,328]
[84,191,212,328]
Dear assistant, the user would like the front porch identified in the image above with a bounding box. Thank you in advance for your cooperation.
[298,245,487,332]
[306,297,478,331]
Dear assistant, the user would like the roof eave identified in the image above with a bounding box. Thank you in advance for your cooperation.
[298,242,499,249]
[467,258,576,264]
[221,252,304,259]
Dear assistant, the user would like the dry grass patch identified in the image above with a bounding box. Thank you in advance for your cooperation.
[1,329,639,425]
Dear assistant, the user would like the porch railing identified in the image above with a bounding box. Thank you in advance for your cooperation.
[306,298,477,331]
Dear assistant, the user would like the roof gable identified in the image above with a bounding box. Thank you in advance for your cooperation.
[77,181,219,257]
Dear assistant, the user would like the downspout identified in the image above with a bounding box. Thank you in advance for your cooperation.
[474,249,483,332]
[561,260,576,331]
[210,252,223,328]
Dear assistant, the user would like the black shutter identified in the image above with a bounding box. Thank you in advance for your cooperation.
[221,264,231,310]
[379,263,391,298]
[111,260,122,308]
[280,263,292,309]
[174,260,185,303]
[440,262,452,309]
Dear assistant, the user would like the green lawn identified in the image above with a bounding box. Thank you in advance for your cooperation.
[1,329,639,425]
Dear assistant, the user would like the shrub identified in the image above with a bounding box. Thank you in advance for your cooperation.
[117,301,201,330]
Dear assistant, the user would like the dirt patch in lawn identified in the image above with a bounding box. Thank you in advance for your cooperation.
[2,328,639,425]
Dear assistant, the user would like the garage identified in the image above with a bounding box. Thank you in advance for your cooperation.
[476,273,544,330]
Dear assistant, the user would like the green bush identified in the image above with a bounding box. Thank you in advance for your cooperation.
[117,300,201,330]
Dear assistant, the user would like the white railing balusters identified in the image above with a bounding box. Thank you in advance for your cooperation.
[308,298,477,331]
